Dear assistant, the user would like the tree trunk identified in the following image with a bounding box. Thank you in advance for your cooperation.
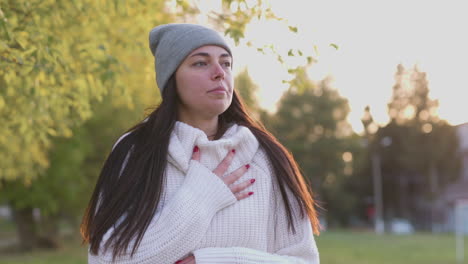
[398,173,410,220]
[11,206,38,251]
[429,163,439,233]
[37,213,61,249]
[429,163,439,195]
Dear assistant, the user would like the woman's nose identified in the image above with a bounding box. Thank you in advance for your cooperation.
[211,63,225,80]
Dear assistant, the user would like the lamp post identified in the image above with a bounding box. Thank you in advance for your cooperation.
[361,106,391,234]
[371,136,392,234]
[371,152,384,234]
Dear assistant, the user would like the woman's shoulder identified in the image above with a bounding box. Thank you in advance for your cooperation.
[111,118,149,151]
[112,131,133,151]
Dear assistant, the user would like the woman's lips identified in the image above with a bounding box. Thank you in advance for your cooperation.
[208,87,227,93]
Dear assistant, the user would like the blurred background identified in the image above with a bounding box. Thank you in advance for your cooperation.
[1,0,467,263]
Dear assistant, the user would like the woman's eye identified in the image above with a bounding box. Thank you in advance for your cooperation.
[193,61,207,66]
[222,61,232,67]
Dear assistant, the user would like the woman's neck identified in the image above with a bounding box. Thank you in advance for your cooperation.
[177,113,218,140]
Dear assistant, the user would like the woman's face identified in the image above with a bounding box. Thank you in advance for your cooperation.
[175,45,233,119]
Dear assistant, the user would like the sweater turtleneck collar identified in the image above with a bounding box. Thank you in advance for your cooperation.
[167,121,260,174]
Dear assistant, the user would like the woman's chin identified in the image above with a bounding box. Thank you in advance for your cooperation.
[205,104,231,117]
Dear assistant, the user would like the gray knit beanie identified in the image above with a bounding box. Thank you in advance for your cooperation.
[149,23,232,92]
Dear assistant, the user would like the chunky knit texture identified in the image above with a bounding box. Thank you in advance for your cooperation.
[88,121,319,264]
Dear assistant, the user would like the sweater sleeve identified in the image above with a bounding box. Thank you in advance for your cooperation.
[192,217,319,264]
[89,160,237,264]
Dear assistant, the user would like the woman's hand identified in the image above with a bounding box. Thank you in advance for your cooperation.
[192,146,255,200]
[175,254,195,264]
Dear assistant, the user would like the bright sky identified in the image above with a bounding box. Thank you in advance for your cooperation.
[196,0,468,133]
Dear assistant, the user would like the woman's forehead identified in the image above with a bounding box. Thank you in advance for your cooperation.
[188,45,231,58]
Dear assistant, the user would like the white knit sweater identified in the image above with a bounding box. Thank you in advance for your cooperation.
[88,121,319,264]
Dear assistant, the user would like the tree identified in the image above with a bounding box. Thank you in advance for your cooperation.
[0,0,175,249]
[234,67,261,116]
[264,66,362,226]
[387,64,438,125]
[0,0,173,183]
[370,64,461,229]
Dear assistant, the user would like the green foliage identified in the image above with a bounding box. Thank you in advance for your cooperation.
[234,68,260,116]
[2,127,93,215]
[216,0,283,44]
[263,67,363,226]
[0,2,177,243]
[0,0,172,182]
[329,43,339,50]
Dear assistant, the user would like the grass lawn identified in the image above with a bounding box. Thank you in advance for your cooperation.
[0,237,87,264]
[317,230,468,264]
[0,229,466,263]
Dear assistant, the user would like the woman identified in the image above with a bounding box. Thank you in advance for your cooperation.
[81,23,320,264]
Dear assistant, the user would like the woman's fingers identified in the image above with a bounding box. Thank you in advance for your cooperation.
[191,146,200,161]
[191,148,255,200]
[212,149,235,177]
[230,178,255,193]
[234,191,254,201]
[225,165,255,201]
[224,164,249,185]
[175,255,195,264]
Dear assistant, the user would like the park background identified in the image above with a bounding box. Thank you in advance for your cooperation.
[1,0,468,263]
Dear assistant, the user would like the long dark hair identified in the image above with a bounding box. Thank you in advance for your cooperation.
[81,75,320,259]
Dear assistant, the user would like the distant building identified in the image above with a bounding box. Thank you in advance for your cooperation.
[457,123,468,181]
[435,123,468,233]
[0,205,12,220]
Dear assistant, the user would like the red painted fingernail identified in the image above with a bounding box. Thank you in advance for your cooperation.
[175,261,183,264]
[250,179,255,184]
[245,164,250,169]
[232,149,236,153]
[248,192,254,196]
[193,146,199,152]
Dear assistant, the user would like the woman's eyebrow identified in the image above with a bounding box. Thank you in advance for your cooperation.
[220,53,231,59]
